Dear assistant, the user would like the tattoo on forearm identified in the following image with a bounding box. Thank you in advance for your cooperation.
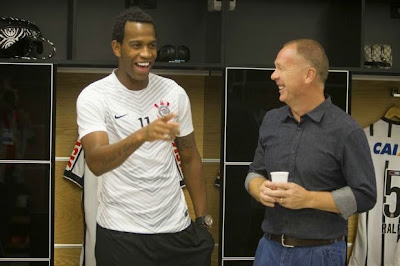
[101,144,130,168]
[102,155,117,167]
[123,143,131,156]
[176,134,194,151]
[99,136,142,169]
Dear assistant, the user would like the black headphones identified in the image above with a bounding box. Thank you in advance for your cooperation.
[157,44,190,63]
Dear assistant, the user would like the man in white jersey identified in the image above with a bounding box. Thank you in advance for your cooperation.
[349,117,400,266]
[76,7,214,266]
[63,139,186,266]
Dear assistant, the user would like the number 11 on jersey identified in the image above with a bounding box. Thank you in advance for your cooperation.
[138,117,150,127]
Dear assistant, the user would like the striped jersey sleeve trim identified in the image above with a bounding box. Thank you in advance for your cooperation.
[63,140,85,188]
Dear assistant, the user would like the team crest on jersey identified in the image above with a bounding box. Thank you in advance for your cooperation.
[154,100,170,117]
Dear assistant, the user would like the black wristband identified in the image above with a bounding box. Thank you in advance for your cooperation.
[195,217,202,225]
[195,214,213,228]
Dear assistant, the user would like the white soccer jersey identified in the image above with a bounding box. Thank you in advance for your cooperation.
[63,140,100,266]
[64,140,84,188]
[349,118,400,266]
[76,71,193,234]
[63,138,185,266]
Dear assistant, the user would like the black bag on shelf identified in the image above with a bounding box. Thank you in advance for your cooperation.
[157,44,190,63]
[364,43,392,69]
[0,16,56,60]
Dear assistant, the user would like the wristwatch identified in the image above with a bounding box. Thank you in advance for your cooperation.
[195,214,213,229]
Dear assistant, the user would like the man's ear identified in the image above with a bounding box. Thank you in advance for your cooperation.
[111,40,121,57]
[305,67,317,84]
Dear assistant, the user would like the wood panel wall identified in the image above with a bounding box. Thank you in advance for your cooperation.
[55,71,398,265]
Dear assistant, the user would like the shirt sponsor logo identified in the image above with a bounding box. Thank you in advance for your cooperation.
[373,142,400,156]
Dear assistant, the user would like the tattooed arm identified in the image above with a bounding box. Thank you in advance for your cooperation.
[82,113,179,176]
[175,132,207,217]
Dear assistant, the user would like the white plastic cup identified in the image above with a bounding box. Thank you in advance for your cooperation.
[270,171,289,183]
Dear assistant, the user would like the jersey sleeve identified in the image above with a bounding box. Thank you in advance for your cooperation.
[76,86,108,140]
[63,140,85,188]
[176,89,194,137]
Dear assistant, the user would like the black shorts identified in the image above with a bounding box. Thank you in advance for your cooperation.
[95,222,214,266]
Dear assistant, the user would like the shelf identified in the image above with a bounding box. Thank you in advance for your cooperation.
[56,61,223,76]
[57,60,221,69]
[2,1,399,78]
[349,67,400,81]
[352,74,400,81]
[57,68,222,77]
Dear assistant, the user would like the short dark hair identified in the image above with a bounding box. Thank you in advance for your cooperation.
[111,7,156,43]
[285,39,329,83]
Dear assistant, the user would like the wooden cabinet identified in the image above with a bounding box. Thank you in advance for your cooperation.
[1,0,222,68]
[364,0,400,72]
[2,0,399,73]
[223,0,362,68]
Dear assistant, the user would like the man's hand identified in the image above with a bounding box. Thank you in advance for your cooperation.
[250,177,339,213]
[264,181,312,209]
[258,180,279,207]
[143,113,180,141]
[260,180,311,209]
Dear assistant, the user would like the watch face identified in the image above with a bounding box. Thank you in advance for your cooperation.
[204,215,213,227]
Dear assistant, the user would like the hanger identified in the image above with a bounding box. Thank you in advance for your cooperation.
[384,106,400,121]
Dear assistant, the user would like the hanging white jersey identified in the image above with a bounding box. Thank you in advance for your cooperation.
[76,71,193,234]
[349,118,400,266]
[63,140,99,266]
[63,140,84,188]
[171,140,186,187]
